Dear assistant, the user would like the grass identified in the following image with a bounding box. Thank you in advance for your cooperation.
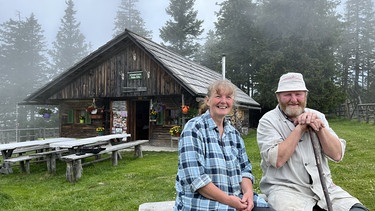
[0,118,374,210]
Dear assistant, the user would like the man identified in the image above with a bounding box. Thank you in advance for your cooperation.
[256,72,368,211]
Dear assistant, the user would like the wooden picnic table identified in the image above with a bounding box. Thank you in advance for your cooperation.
[0,137,76,159]
[0,137,76,174]
[49,134,131,152]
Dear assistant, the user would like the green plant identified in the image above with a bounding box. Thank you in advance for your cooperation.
[79,116,85,120]
[169,125,182,136]
[38,108,52,115]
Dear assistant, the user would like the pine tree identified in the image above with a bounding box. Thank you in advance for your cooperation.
[254,0,344,113]
[340,0,375,104]
[213,0,259,96]
[159,0,203,59]
[0,13,48,128]
[49,0,90,76]
[113,0,152,38]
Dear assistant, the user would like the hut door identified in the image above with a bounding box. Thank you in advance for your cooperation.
[135,101,150,140]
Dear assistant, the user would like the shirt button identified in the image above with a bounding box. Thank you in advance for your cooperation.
[304,163,308,166]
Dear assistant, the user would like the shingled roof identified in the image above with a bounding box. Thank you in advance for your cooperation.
[24,29,260,109]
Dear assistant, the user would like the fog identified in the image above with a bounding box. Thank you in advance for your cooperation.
[0,0,224,49]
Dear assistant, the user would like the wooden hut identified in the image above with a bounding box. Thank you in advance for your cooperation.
[22,29,260,146]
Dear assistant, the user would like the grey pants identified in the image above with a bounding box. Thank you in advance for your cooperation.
[313,203,368,211]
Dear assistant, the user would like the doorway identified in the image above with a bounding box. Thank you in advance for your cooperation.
[135,101,150,140]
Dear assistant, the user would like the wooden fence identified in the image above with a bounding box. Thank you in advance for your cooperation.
[0,127,59,144]
[336,103,375,124]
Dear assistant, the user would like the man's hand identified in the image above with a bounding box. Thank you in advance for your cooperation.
[294,112,325,131]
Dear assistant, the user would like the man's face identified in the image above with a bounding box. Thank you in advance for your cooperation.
[277,91,307,118]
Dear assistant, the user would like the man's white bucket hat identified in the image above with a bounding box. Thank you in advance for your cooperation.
[275,72,308,93]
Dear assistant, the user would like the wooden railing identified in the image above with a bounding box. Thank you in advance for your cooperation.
[0,127,60,144]
[336,103,375,124]
[355,103,375,124]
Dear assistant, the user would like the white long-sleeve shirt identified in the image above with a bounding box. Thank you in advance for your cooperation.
[257,106,360,210]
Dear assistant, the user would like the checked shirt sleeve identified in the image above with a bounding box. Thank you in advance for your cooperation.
[177,122,212,193]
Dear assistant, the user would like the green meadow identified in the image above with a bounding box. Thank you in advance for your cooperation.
[0,118,373,210]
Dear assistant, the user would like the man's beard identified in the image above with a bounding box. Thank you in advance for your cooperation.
[280,101,306,118]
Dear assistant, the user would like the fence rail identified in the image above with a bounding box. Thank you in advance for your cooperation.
[0,127,60,144]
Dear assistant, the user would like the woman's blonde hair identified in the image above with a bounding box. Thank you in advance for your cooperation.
[207,79,236,98]
[200,80,236,113]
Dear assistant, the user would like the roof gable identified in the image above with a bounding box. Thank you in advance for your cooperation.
[24,29,259,108]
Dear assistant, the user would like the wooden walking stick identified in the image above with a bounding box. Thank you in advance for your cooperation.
[308,128,333,211]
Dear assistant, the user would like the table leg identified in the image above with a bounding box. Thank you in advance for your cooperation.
[0,163,13,174]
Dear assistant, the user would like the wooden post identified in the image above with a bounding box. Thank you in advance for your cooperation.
[25,160,30,174]
[75,160,82,181]
[20,160,26,173]
[66,161,74,182]
[111,151,118,166]
[46,154,52,173]
[134,145,143,158]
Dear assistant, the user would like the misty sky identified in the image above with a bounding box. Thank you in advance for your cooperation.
[0,0,224,51]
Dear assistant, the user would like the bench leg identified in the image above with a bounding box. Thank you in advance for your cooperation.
[111,151,119,166]
[51,153,57,174]
[75,160,83,181]
[1,163,13,174]
[46,154,57,174]
[25,160,30,174]
[66,160,83,183]
[134,145,143,158]
[46,154,52,173]
[66,161,75,182]
[20,161,26,173]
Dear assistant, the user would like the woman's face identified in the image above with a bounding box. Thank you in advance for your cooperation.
[206,89,234,119]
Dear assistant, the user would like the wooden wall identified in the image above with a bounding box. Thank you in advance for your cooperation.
[60,100,109,138]
[49,42,182,100]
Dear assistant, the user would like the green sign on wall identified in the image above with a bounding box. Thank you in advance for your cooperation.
[128,71,143,80]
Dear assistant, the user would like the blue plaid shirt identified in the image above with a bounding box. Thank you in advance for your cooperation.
[174,111,268,210]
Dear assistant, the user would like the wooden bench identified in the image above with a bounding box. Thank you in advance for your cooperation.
[61,140,149,183]
[3,154,44,174]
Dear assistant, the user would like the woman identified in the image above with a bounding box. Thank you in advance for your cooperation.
[174,80,273,211]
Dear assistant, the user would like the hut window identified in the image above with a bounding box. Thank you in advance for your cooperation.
[66,109,92,125]
[165,109,180,125]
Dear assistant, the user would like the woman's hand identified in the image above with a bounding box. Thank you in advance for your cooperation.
[226,195,250,210]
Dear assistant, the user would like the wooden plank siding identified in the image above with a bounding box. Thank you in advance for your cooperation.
[49,44,182,100]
